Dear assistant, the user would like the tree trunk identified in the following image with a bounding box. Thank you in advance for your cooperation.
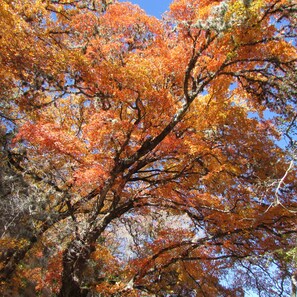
[57,202,134,296]
[57,245,90,297]
[57,220,109,297]
[58,273,88,297]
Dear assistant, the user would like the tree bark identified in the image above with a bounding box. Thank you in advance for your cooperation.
[58,245,90,297]
[57,201,134,296]
[58,273,88,297]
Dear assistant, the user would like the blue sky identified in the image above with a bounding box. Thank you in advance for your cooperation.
[128,0,172,18]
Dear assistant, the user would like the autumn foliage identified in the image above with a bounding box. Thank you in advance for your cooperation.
[0,0,297,296]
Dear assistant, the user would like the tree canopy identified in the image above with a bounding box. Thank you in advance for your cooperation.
[0,0,297,296]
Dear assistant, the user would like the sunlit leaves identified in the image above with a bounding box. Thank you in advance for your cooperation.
[0,0,296,296]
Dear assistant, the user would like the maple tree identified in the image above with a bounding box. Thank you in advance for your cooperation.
[0,0,297,296]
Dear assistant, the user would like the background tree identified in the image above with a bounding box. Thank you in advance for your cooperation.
[0,0,297,296]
